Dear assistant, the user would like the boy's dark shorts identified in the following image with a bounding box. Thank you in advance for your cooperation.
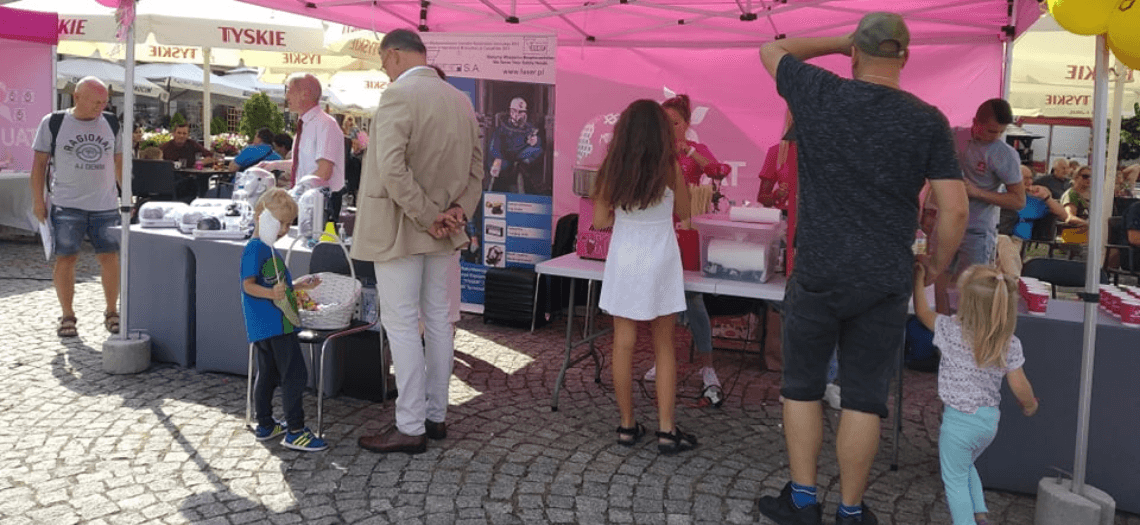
[781,274,909,418]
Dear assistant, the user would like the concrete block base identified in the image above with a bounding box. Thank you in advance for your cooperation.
[102,333,151,375]
[1035,477,1116,525]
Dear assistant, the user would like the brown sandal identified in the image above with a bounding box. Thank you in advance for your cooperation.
[57,316,78,338]
[103,311,120,334]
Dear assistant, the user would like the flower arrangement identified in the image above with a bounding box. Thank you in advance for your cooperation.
[139,128,171,149]
[212,132,248,156]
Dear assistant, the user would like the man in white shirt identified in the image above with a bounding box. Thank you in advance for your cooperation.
[260,74,344,193]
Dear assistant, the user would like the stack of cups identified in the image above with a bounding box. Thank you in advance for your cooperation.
[1020,277,1049,316]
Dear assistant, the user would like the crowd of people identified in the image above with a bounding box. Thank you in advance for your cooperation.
[37,11,1127,525]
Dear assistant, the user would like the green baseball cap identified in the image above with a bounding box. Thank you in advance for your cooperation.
[854,12,909,58]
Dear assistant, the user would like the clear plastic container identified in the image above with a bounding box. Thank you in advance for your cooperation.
[690,213,785,283]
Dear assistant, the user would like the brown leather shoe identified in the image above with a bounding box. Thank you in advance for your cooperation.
[425,419,447,440]
[358,426,427,454]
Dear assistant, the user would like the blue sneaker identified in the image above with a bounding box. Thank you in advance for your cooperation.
[282,427,328,452]
[254,420,286,442]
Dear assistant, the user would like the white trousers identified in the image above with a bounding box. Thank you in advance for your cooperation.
[375,252,455,436]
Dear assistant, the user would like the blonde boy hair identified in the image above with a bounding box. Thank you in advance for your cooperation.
[956,264,1019,368]
[253,188,298,236]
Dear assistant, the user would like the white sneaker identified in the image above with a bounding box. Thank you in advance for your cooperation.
[644,365,657,381]
[824,383,842,410]
[700,366,721,389]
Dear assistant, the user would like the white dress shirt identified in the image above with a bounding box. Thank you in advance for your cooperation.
[295,105,345,191]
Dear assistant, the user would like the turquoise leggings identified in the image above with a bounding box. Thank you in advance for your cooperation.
[940,405,1000,524]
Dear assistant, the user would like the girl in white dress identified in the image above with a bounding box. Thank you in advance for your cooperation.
[592,99,695,454]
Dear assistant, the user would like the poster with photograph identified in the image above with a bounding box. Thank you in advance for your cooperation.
[422,33,556,312]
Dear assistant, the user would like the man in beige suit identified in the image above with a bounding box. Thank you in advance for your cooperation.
[352,29,483,454]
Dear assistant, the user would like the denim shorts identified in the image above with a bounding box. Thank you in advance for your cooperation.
[51,206,121,256]
[780,275,909,418]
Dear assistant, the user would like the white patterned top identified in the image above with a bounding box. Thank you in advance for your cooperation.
[933,314,1025,414]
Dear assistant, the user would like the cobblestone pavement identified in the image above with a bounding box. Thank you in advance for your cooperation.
[1,236,1137,525]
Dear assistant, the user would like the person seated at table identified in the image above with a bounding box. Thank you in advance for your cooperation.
[1056,165,1093,260]
[1013,164,1084,245]
[228,128,282,172]
[160,123,213,166]
[138,146,163,160]
[1116,200,1140,272]
[272,132,293,160]
[1034,158,1071,200]
[132,127,143,157]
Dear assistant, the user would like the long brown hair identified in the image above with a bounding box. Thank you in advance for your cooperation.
[592,99,675,211]
[956,265,1019,368]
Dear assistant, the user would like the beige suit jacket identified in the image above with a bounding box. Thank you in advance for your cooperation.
[350,67,484,263]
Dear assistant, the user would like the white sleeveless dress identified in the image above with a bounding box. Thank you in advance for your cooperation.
[598,187,686,320]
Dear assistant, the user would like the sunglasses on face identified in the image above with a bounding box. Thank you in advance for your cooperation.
[1078,174,1091,180]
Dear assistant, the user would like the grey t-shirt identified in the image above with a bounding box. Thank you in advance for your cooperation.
[776,55,961,293]
[955,127,1021,235]
[32,110,121,212]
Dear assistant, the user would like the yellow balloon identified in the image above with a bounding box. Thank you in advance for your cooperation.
[1049,0,1114,35]
[1108,0,1140,70]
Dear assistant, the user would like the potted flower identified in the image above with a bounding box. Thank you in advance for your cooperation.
[212,132,248,157]
[139,128,172,149]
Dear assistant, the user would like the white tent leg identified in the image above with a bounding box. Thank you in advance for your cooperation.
[204,46,212,149]
[1072,34,1111,496]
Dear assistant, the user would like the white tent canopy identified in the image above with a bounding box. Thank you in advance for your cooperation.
[135,63,252,100]
[56,57,168,101]
[1011,15,1139,119]
[222,68,285,103]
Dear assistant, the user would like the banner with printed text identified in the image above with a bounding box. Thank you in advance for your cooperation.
[419,33,556,312]
[0,40,54,172]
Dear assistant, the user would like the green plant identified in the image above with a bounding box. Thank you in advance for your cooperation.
[1121,102,1140,162]
[239,93,284,141]
[169,112,186,128]
[210,116,228,135]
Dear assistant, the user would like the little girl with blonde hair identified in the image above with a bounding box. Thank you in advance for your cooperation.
[913,263,1038,525]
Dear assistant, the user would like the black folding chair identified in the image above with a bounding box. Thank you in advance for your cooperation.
[1021,257,1108,298]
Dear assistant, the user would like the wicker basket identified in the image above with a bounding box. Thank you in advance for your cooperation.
[297,272,361,330]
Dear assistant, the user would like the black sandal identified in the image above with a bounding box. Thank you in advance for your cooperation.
[616,422,646,446]
[656,426,698,455]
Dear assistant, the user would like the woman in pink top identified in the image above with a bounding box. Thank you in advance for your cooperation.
[644,94,731,406]
[663,94,732,186]
[757,112,798,274]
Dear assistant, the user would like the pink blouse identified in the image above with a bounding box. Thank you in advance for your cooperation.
[757,142,798,274]
[678,140,730,186]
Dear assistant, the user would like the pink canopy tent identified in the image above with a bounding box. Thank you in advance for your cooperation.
[0,4,59,45]
[237,0,1042,219]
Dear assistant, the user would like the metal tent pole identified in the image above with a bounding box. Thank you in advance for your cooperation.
[1071,34,1111,495]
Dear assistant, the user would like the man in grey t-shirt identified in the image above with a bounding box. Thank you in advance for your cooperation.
[951,98,1024,275]
[30,77,123,338]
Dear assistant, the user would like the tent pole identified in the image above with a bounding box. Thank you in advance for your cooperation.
[1001,0,1015,100]
[203,46,212,149]
[1072,34,1110,496]
[1099,61,1129,251]
[120,11,136,340]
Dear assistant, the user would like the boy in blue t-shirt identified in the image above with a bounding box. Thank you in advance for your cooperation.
[241,187,327,452]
